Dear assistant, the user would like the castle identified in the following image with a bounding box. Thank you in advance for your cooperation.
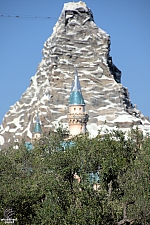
[31,67,89,142]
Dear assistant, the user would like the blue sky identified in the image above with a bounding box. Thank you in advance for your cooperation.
[0,0,150,124]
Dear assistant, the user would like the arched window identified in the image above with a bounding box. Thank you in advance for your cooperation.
[74,108,76,111]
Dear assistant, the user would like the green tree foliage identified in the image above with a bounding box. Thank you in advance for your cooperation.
[0,128,150,224]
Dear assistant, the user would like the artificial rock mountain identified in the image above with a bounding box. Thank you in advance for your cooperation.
[0,1,150,148]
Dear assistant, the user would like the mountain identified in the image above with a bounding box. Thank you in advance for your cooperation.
[0,1,150,148]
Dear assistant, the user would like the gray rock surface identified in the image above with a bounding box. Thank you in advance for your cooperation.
[0,1,150,148]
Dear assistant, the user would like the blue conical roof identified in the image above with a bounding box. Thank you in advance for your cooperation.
[69,68,85,105]
[33,113,42,133]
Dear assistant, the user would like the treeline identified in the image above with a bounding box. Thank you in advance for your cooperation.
[0,128,150,224]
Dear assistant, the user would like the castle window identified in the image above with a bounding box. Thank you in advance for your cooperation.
[79,108,81,110]
[74,108,76,111]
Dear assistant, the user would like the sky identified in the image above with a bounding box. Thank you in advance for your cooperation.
[0,0,150,124]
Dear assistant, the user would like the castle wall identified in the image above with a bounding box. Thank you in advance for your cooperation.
[69,123,85,136]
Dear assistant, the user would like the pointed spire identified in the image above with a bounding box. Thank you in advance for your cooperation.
[33,112,42,134]
[71,67,81,92]
[69,67,85,105]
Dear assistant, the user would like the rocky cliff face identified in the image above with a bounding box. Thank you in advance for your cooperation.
[0,1,150,148]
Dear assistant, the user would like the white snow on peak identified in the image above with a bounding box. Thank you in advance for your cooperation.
[63,1,88,13]
[20,121,32,139]
[113,114,140,123]
[1,126,9,134]
[0,135,4,145]
[27,121,32,139]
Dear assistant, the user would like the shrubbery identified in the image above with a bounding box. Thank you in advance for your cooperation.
[0,128,150,224]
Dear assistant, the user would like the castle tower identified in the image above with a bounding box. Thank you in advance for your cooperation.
[33,113,42,140]
[67,68,89,136]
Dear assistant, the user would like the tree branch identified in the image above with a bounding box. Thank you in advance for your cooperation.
[117,203,134,225]
[108,180,112,198]
[117,218,134,225]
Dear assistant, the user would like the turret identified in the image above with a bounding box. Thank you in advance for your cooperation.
[33,113,42,140]
[67,68,89,136]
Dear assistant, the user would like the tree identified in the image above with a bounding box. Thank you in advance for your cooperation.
[0,128,150,224]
